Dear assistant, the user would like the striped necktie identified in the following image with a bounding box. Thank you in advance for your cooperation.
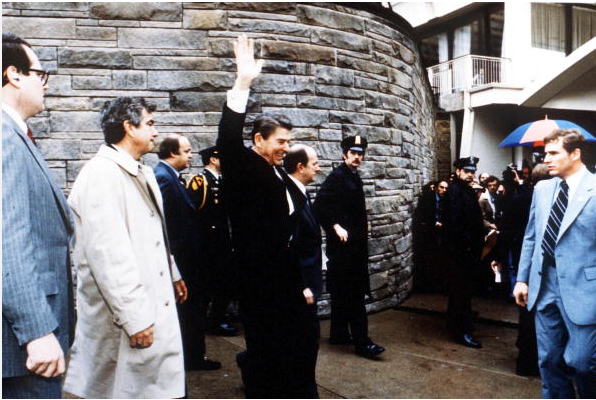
[541,180,569,262]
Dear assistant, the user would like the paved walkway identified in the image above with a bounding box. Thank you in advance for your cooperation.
[180,293,541,399]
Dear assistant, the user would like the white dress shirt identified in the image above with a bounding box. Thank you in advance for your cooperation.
[2,102,27,135]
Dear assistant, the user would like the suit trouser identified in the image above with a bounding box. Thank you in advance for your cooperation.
[446,256,474,335]
[239,307,319,399]
[535,263,596,399]
[177,287,207,369]
[329,289,371,349]
[2,375,61,399]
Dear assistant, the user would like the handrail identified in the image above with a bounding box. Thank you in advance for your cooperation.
[427,54,511,95]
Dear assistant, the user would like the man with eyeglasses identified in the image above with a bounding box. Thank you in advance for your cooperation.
[2,33,74,398]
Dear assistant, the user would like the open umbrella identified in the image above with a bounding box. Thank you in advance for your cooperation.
[499,117,595,148]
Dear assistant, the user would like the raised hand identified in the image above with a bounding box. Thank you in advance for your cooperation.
[232,34,264,91]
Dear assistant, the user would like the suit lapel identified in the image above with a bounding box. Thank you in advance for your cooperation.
[558,171,594,241]
[162,162,194,210]
[3,111,73,233]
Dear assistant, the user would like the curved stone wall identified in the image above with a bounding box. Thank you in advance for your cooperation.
[2,2,437,314]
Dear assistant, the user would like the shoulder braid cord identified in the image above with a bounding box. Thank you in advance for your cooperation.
[188,174,209,210]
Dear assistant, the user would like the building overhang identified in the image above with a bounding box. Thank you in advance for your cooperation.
[518,37,596,111]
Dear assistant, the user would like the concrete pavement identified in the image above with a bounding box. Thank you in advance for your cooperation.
[181,294,541,399]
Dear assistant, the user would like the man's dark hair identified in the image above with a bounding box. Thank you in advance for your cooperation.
[2,33,33,87]
[485,175,499,186]
[544,128,587,159]
[251,113,292,142]
[158,136,181,160]
[100,97,156,144]
[283,146,309,174]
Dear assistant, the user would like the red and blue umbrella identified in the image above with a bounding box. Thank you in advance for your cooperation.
[499,117,595,148]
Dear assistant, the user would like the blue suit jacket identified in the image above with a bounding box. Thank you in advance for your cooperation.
[154,161,201,282]
[2,111,74,377]
[517,170,596,325]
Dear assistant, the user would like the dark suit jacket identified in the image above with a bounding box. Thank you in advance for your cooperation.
[284,176,323,301]
[314,162,370,295]
[2,111,74,377]
[154,161,201,286]
[217,105,304,316]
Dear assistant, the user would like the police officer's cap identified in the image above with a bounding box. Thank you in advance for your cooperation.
[341,135,368,153]
[199,146,218,164]
[453,156,479,171]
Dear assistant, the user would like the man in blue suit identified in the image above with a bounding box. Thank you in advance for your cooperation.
[2,33,74,398]
[154,134,221,371]
[514,129,596,398]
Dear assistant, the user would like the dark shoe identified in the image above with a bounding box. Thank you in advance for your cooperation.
[456,333,482,349]
[355,343,385,359]
[211,322,239,337]
[329,335,353,345]
[197,356,222,370]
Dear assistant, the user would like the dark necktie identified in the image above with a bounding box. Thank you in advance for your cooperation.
[541,181,569,262]
[178,175,186,186]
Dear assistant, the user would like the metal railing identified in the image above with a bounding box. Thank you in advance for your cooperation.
[427,55,511,95]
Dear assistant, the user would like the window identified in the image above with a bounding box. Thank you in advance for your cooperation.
[572,6,596,50]
[532,3,565,52]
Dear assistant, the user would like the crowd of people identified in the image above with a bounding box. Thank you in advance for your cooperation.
[414,134,595,398]
[3,31,594,400]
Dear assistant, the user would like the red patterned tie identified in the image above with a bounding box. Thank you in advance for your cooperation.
[27,128,37,145]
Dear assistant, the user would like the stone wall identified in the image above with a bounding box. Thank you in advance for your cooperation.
[2,2,437,315]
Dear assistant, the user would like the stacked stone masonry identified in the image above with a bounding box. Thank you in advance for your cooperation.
[3,2,437,315]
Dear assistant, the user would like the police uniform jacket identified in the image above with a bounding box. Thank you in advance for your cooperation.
[216,105,305,316]
[314,162,370,295]
[196,168,235,289]
[443,177,484,262]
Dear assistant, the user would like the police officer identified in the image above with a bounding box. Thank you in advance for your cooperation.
[187,146,239,337]
[443,156,484,348]
[314,136,385,359]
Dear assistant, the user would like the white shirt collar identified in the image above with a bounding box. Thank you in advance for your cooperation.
[563,165,587,201]
[2,102,28,135]
[205,166,220,179]
[288,174,307,196]
[159,159,180,177]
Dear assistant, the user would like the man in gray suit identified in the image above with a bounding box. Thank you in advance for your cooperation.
[514,129,596,398]
[2,33,74,398]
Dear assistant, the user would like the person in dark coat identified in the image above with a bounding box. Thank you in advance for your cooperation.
[217,35,315,399]
[282,144,324,398]
[187,146,239,337]
[314,136,385,359]
[442,156,485,348]
[154,135,221,371]
[413,180,449,292]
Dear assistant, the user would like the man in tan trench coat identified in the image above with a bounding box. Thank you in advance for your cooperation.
[63,97,187,398]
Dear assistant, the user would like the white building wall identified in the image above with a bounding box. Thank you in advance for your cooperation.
[502,2,567,87]
[469,106,516,176]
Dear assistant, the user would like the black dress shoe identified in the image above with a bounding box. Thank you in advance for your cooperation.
[329,335,353,345]
[212,323,239,337]
[197,356,222,370]
[355,343,385,359]
[456,333,482,349]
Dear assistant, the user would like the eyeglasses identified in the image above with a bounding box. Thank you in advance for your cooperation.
[28,68,50,86]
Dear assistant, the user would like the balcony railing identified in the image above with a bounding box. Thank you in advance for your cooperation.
[427,55,511,95]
